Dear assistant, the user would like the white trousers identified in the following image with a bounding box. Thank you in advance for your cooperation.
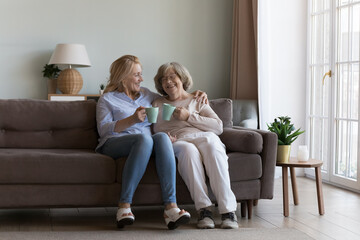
[173,132,237,214]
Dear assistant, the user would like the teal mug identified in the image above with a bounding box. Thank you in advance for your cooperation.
[145,107,159,123]
[162,103,176,121]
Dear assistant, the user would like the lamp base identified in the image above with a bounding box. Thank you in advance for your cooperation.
[57,69,83,94]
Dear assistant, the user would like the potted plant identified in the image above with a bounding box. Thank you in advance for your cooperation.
[267,116,305,162]
[99,84,105,95]
[42,64,61,94]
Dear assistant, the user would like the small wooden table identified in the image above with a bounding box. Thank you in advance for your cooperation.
[276,157,325,217]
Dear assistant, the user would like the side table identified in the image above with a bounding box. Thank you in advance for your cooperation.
[276,157,325,217]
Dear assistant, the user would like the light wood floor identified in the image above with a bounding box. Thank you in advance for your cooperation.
[0,177,359,240]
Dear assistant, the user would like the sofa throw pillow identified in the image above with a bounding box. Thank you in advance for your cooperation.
[209,98,233,128]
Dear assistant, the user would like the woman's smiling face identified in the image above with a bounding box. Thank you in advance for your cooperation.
[122,63,143,95]
[161,69,184,97]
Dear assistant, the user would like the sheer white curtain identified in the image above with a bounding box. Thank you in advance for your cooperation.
[257,0,307,134]
[258,0,272,130]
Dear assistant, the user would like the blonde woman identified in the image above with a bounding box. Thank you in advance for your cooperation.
[96,55,206,230]
[152,62,238,229]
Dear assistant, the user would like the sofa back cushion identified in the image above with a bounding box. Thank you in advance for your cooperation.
[0,99,98,149]
[209,98,233,128]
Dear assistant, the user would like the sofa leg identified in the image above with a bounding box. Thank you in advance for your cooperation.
[247,200,253,219]
[253,199,258,206]
[241,201,247,218]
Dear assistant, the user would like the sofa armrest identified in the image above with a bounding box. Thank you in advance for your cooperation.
[220,128,263,154]
[233,126,277,199]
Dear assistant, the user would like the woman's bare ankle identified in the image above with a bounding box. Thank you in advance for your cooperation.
[118,203,131,208]
[165,203,178,210]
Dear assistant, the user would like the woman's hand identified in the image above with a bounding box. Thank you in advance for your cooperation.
[192,90,208,104]
[167,132,177,143]
[173,107,190,121]
[114,106,146,133]
[132,106,146,123]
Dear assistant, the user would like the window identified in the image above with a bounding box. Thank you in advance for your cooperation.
[307,0,360,190]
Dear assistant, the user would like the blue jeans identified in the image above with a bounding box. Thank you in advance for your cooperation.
[99,133,176,205]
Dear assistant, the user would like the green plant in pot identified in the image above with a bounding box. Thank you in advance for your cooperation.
[42,64,61,94]
[99,83,105,95]
[267,116,305,163]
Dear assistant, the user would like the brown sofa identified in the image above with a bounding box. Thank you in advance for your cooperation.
[0,98,277,218]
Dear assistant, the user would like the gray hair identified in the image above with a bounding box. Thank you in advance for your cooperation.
[154,62,193,96]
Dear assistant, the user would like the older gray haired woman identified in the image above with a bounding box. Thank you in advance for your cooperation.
[152,62,238,229]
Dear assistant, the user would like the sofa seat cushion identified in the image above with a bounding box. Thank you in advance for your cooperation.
[117,153,262,184]
[228,152,262,181]
[0,149,115,184]
[116,157,185,184]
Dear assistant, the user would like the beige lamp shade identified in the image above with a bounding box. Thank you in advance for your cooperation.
[48,44,91,94]
[49,44,91,67]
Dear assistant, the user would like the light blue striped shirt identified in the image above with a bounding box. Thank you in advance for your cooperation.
[96,87,159,150]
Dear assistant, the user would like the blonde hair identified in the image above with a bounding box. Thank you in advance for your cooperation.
[104,55,141,93]
[154,62,193,96]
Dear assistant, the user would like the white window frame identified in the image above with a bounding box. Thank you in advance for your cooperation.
[306,0,360,192]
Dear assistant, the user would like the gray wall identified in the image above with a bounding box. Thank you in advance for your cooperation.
[0,0,233,99]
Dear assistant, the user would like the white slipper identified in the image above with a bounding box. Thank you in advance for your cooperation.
[164,208,191,230]
[116,208,135,228]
